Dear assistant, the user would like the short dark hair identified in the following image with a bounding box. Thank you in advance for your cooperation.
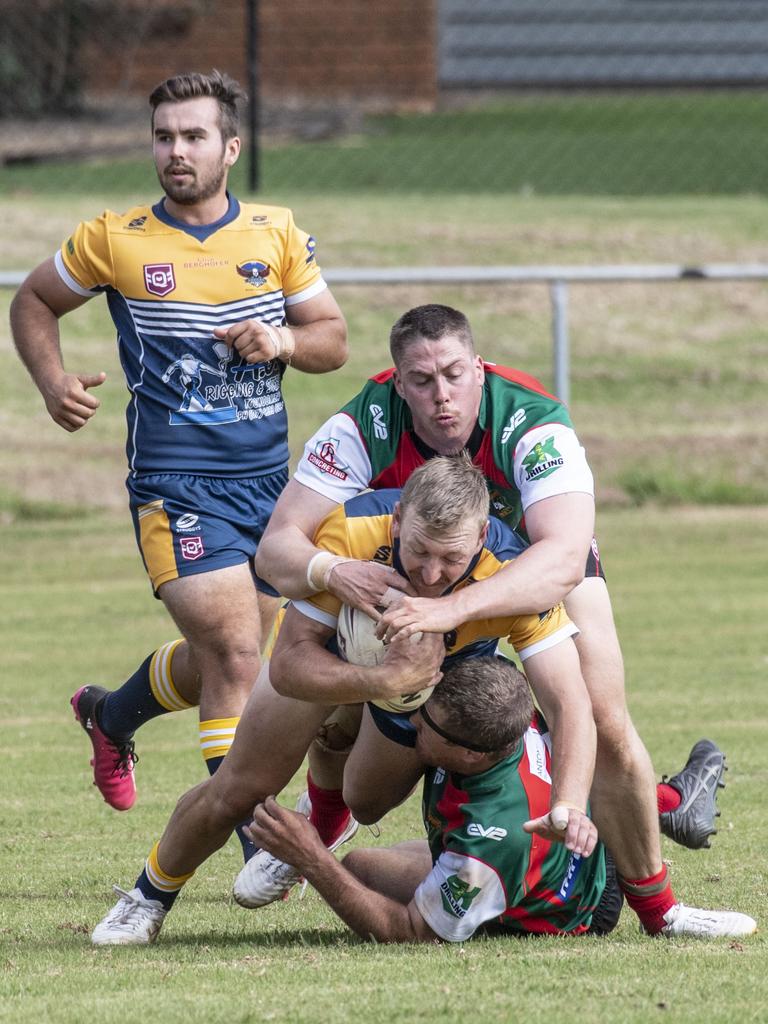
[149,70,246,141]
[428,657,533,756]
[389,304,474,366]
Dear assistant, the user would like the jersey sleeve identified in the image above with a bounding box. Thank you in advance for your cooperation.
[281,212,327,306]
[505,603,579,661]
[55,213,115,295]
[293,411,373,502]
[413,851,507,942]
[514,423,594,512]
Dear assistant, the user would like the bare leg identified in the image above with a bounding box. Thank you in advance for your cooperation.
[565,577,662,879]
[343,707,424,825]
[308,704,363,790]
[154,578,281,710]
[156,663,332,876]
[342,841,432,904]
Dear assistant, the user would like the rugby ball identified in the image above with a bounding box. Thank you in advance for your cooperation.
[336,604,434,714]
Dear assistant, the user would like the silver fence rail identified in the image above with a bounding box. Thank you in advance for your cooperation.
[3,263,767,406]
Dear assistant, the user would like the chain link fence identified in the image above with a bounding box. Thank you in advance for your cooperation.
[1,0,767,197]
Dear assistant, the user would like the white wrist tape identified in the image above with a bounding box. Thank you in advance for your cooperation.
[262,323,296,364]
[306,551,347,592]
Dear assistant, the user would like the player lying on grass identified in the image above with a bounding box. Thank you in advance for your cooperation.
[90,455,599,945]
[247,658,754,943]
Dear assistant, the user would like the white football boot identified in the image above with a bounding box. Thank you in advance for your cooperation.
[91,886,167,945]
[233,791,359,909]
[658,903,756,938]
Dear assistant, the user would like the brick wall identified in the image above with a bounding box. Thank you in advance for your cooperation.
[84,0,437,110]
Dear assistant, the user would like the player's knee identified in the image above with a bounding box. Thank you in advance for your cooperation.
[342,786,382,827]
[207,772,262,826]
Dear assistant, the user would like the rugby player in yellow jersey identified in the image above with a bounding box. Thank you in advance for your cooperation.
[89,456,600,944]
[10,71,347,853]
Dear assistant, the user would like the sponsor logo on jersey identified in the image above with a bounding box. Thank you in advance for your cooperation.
[433,767,446,785]
[501,408,527,444]
[236,260,270,287]
[372,545,392,564]
[127,216,147,230]
[307,438,349,480]
[369,403,388,440]
[440,874,482,918]
[522,436,564,481]
[180,536,204,561]
[305,236,317,264]
[175,513,200,532]
[251,214,270,225]
[144,263,176,297]
[524,726,552,784]
[66,238,75,255]
[467,823,508,841]
[557,852,583,902]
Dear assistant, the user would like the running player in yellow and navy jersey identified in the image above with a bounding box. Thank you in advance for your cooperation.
[10,71,347,850]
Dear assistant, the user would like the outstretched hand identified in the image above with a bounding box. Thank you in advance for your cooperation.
[522,805,598,857]
[244,795,325,872]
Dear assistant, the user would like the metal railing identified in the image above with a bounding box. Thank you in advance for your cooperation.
[4,263,767,405]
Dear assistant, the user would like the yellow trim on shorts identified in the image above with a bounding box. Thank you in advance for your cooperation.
[137,499,178,590]
[199,717,240,761]
[149,640,194,712]
[145,841,195,892]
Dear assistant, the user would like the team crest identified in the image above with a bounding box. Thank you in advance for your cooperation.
[305,236,317,264]
[180,536,205,561]
[144,263,176,297]
[236,260,270,287]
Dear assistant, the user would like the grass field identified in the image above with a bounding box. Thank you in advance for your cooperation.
[1,165,767,1021]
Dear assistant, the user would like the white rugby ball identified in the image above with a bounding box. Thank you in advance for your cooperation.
[336,604,434,714]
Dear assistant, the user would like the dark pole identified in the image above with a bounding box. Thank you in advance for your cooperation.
[246,0,260,192]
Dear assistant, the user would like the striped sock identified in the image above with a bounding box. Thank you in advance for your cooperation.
[200,718,257,862]
[619,864,676,935]
[135,841,195,911]
[99,641,193,741]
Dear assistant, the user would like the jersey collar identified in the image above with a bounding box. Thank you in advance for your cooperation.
[411,418,485,462]
[152,192,240,242]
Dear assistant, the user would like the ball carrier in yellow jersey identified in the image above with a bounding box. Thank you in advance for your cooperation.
[10,71,347,842]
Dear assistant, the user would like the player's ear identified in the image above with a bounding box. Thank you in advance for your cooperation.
[392,370,405,399]
[476,520,489,551]
[392,502,402,537]
[225,136,241,167]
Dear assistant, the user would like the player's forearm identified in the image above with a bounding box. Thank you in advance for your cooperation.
[449,537,588,623]
[10,288,66,393]
[301,850,427,943]
[270,641,391,704]
[255,524,319,599]
[284,316,348,373]
[541,694,596,814]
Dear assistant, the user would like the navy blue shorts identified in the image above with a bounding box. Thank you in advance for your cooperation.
[127,470,287,595]
[367,703,419,748]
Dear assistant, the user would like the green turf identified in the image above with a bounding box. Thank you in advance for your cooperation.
[1,507,765,1024]
[1,160,767,1019]
[1,92,766,197]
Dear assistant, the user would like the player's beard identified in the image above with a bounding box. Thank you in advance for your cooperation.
[160,158,228,206]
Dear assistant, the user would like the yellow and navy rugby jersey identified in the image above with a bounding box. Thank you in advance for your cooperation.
[293,489,577,662]
[55,196,324,477]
